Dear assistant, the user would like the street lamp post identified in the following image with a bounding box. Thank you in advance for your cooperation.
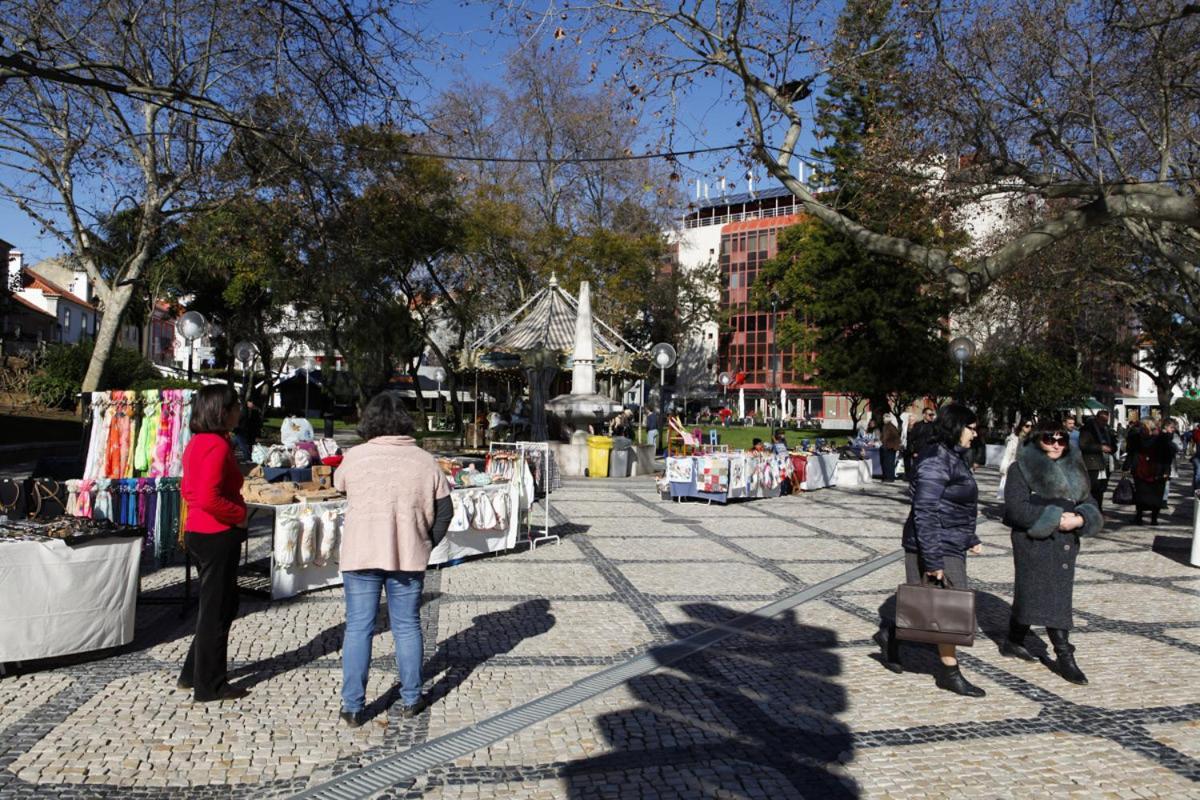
[949,336,976,398]
[719,371,732,401]
[304,359,314,418]
[234,341,255,402]
[176,311,208,382]
[434,367,446,425]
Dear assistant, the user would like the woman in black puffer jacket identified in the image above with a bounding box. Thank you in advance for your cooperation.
[877,403,986,697]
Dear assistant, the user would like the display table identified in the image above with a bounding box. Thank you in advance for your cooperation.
[251,476,533,600]
[798,453,841,490]
[430,481,524,566]
[666,453,790,504]
[835,460,872,487]
[248,499,346,601]
[0,536,140,662]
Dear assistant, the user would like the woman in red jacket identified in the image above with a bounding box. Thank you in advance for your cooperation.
[178,385,249,702]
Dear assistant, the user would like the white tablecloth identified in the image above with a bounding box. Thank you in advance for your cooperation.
[0,537,140,662]
[801,453,841,490]
[429,481,523,566]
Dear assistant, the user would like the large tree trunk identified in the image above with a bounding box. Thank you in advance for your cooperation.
[81,284,135,391]
[1158,380,1175,419]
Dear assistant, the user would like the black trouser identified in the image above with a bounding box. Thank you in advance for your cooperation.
[1086,470,1108,512]
[180,528,245,700]
[902,451,914,481]
[880,448,898,481]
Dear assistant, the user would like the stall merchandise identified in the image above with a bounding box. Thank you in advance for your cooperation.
[795,452,841,490]
[257,498,347,600]
[489,441,558,548]
[82,390,195,480]
[63,477,183,563]
[0,521,143,662]
[665,452,795,504]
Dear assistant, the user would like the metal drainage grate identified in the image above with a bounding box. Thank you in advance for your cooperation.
[290,549,903,800]
[661,518,701,524]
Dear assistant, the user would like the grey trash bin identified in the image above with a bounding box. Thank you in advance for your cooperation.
[609,436,634,477]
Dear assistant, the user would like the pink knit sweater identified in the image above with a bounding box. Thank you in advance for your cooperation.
[334,436,451,572]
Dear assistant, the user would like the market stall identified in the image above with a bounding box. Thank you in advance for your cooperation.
[663,451,794,504]
[0,519,144,662]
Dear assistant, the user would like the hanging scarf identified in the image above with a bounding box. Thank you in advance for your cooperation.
[153,390,177,477]
[134,391,160,474]
[83,393,110,480]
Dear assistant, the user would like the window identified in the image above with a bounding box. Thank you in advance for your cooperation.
[64,308,72,330]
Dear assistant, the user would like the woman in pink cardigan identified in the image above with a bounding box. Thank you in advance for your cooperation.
[334,393,452,727]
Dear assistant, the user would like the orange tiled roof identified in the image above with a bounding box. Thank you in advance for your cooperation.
[9,293,56,319]
[23,268,96,310]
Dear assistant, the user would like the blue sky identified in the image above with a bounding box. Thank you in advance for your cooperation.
[1,1,821,263]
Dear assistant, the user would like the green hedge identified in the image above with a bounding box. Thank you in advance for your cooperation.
[28,341,174,408]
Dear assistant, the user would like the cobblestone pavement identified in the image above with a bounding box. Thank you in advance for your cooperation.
[2,466,1200,799]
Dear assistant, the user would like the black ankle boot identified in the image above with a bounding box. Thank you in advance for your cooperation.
[999,620,1035,661]
[935,663,986,697]
[1047,628,1088,685]
[872,626,903,673]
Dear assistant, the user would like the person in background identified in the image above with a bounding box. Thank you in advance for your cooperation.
[1064,416,1080,450]
[178,385,249,703]
[1129,419,1173,526]
[878,403,985,696]
[751,438,766,454]
[334,393,453,727]
[1079,411,1115,511]
[998,418,1034,499]
[968,423,987,472]
[1163,418,1183,505]
[772,429,790,456]
[645,407,660,453]
[1191,423,1200,491]
[904,406,937,484]
[880,415,902,482]
[1001,419,1102,684]
[232,397,263,462]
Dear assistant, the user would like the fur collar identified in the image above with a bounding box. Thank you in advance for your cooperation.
[1014,440,1090,502]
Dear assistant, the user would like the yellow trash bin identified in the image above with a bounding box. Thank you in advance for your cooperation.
[587,435,613,478]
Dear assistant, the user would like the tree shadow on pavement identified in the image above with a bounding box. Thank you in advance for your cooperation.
[563,602,858,799]
[418,598,556,708]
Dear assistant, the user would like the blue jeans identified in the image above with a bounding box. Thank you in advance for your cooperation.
[341,569,425,711]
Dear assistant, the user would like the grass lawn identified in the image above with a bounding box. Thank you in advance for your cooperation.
[662,424,851,451]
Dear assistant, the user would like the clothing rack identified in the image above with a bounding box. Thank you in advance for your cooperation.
[489,441,558,549]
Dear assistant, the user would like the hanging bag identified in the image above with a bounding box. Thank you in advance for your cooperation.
[894,573,976,647]
[1112,474,1135,505]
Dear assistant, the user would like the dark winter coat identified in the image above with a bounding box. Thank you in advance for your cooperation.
[901,443,980,572]
[1078,418,1114,472]
[1129,432,1174,509]
[1003,441,1103,629]
[906,420,935,456]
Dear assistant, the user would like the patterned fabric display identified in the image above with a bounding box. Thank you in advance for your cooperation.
[695,457,729,493]
[666,457,694,483]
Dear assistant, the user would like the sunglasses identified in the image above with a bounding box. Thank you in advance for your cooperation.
[1040,432,1068,445]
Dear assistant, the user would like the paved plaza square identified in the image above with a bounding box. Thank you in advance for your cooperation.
[2,467,1199,799]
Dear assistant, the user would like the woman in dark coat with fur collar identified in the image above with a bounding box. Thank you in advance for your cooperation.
[1001,419,1103,685]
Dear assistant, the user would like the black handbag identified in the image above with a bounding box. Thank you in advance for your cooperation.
[1112,475,1134,505]
[894,574,976,647]
[27,477,67,520]
[0,477,27,519]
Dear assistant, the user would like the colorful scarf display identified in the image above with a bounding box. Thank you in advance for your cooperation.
[75,390,193,562]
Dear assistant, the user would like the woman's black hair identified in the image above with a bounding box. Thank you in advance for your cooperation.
[190,384,239,434]
[357,392,415,440]
[930,403,978,447]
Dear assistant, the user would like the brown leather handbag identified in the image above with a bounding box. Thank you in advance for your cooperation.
[894,575,976,647]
